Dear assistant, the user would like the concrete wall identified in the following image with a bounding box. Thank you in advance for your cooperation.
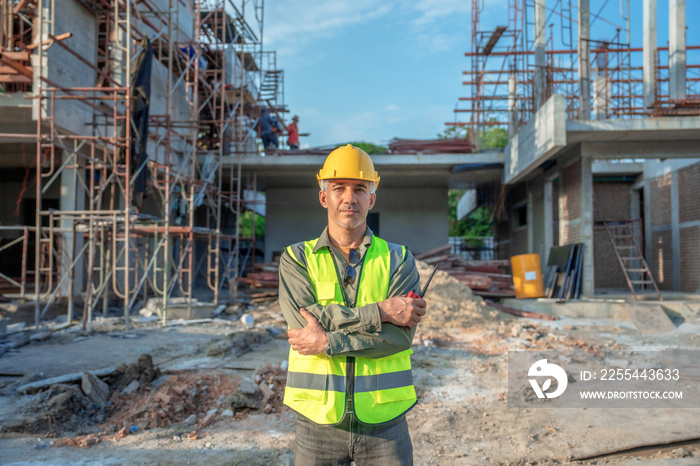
[529,181,546,261]
[264,187,448,263]
[504,94,566,184]
[41,1,97,136]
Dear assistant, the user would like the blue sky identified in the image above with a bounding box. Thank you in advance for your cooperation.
[262,0,700,149]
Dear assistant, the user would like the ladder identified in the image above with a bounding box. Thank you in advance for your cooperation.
[603,221,662,301]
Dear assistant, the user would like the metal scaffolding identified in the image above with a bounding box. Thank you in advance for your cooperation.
[0,0,284,328]
[454,0,700,147]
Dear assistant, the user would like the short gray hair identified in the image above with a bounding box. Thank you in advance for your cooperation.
[321,180,376,194]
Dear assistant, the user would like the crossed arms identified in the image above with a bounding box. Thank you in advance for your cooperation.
[278,248,426,358]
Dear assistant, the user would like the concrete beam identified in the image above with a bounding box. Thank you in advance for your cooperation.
[228,152,503,168]
[643,0,657,109]
[669,0,686,100]
[504,94,567,184]
[592,160,644,175]
[580,141,700,159]
[578,0,591,119]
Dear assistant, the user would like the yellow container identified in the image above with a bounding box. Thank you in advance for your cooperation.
[511,254,544,299]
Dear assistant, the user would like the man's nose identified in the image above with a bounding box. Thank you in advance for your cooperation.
[342,187,356,203]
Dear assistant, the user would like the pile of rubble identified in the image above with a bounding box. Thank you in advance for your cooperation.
[2,351,288,445]
[417,259,511,329]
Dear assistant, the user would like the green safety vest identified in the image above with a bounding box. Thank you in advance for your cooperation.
[283,236,417,425]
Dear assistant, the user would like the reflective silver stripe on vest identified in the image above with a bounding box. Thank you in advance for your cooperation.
[286,371,346,392]
[354,370,414,393]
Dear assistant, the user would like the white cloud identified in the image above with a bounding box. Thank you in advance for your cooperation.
[264,0,394,58]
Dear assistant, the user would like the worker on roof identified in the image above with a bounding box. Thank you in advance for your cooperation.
[279,144,427,465]
[259,107,283,151]
[287,115,300,150]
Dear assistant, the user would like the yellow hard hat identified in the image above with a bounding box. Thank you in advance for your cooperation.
[316,144,381,189]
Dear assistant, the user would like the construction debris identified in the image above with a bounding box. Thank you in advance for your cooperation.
[388,138,474,154]
[416,246,515,298]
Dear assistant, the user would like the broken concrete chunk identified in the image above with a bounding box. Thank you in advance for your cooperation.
[231,378,262,411]
[30,331,52,343]
[81,372,111,407]
[120,380,140,395]
[206,329,271,357]
[7,331,30,349]
[221,409,234,417]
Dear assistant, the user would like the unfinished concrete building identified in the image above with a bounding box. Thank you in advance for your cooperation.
[455,0,700,301]
[0,0,285,326]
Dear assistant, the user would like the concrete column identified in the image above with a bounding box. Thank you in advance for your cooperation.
[669,0,686,100]
[59,151,85,298]
[557,169,565,246]
[534,0,546,110]
[593,75,610,120]
[578,0,591,119]
[671,170,680,290]
[643,178,653,271]
[544,179,554,265]
[580,154,595,296]
[643,0,657,109]
[508,74,519,138]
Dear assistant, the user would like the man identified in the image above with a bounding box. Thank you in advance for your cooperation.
[278,144,427,465]
[259,108,284,150]
[287,115,300,149]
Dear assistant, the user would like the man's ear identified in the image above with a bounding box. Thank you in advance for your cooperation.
[368,193,376,210]
[319,189,328,208]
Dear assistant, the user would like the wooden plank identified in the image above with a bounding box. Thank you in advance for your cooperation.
[0,74,31,83]
[466,260,511,268]
[455,275,491,290]
[17,367,116,394]
[0,51,31,61]
[472,290,516,298]
[485,300,559,320]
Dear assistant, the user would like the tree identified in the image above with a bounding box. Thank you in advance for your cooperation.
[339,142,388,155]
[437,123,508,149]
[448,189,493,241]
[239,210,265,239]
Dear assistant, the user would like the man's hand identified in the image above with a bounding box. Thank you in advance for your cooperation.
[287,308,330,356]
[377,296,427,327]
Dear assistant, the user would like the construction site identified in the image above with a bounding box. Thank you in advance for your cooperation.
[0,0,699,464]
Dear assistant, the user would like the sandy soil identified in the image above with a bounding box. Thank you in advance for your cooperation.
[1,268,699,465]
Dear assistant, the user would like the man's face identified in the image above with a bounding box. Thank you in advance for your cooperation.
[319,179,376,230]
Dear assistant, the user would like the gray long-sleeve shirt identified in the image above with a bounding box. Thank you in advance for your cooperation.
[278,226,421,358]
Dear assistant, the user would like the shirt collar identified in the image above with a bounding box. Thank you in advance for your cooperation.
[313,226,374,254]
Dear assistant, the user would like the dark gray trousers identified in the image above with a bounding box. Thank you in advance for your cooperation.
[294,413,413,466]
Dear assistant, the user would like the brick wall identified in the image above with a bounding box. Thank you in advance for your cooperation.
[561,223,581,244]
[679,163,700,223]
[561,161,581,222]
[651,230,674,290]
[680,226,700,292]
[650,173,672,227]
[594,182,631,221]
[593,182,633,289]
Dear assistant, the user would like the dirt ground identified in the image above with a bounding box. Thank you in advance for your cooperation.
[1,266,699,465]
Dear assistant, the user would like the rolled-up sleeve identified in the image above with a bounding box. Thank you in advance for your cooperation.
[279,249,381,333]
[279,245,422,358]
